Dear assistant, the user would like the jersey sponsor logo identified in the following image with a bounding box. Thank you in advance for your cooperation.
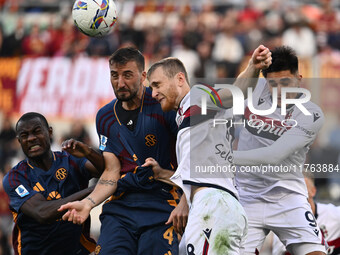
[55,168,68,181]
[15,185,29,197]
[244,107,291,141]
[94,245,101,255]
[47,191,61,200]
[99,134,108,151]
[145,134,157,147]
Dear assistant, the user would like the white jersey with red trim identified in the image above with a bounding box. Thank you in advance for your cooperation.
[235,79,324,202]
[318,203,340,254]
[170,84,238,204]
[272,202,340,255]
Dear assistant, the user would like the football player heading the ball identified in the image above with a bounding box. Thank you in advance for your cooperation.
[59,47,188,255]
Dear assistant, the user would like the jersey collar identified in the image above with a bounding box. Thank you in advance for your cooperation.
[27,152,56,169]
[114,86,146,126]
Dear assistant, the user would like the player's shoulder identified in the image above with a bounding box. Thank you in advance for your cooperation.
[318,202,340,214]
[10,160,29,173]
[96,100,116,119]
[190,83,218,107]
[53,151,70,161]
[143,87,163,110]
[54,150,84,166]
[294,100,324,126]
[96,99,117,133]
[3,160,29,189]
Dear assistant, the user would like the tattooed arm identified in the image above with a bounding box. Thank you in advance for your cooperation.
[59,152,121,224]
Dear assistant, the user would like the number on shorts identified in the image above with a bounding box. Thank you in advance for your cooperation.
[163,226,174,245]
[305,211,317,227]
[187,243,195,255]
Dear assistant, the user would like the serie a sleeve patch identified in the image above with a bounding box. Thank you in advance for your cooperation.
[15,184,29,198]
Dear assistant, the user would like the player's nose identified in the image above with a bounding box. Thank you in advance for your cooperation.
[151,88,158,99]
[117,76,126,88]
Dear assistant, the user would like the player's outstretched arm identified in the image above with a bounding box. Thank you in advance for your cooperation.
[59,151,121,224]
[142,157,179,187]
[62,138,104,177]
[217,45,272,108]
[20,186,94,224]
[166,195,188,235]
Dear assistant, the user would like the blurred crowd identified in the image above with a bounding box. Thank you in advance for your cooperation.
[1,0,340,79]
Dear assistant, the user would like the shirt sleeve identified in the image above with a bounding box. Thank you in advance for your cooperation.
[170,127,191,203]
[2,170,38,212]
[69,154,91,180]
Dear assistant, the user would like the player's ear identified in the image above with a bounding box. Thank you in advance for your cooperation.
[140,71,147,84]
[177,72,186,87]
[310,185,317,198]
[297,74,302,82]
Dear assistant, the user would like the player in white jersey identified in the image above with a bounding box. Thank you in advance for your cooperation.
[144,45,272,254]
[273,171,340,255]
[234,46,327,255]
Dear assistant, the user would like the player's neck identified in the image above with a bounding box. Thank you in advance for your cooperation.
[28,150,53,171]
[121,86,144,110]
[175,86,190,110]
[309,198,316,215]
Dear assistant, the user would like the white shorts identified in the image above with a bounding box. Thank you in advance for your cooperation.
[180,188,248,255]
[240,193,327,254]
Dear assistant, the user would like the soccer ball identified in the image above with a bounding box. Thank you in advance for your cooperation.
[72,0,118,38]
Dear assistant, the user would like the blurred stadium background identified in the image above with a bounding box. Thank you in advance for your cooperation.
[1,0,340,254]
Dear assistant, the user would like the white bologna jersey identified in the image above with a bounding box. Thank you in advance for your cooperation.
[318,203,340,254]
[235,79,324,202]
[272,202,340,255]
[170,84,239,204]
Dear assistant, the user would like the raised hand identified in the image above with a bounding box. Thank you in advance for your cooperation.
[61,139,91,158]
[251,45,272,70]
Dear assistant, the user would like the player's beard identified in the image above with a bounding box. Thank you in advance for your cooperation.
[116,90,138,101]
[115,87,139,101]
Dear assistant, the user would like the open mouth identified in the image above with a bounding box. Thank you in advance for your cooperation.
[29,145,41,152]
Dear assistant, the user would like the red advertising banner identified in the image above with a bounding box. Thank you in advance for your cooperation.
[1,56,339,119]
[0,58,20,115]
[13,57,113,119]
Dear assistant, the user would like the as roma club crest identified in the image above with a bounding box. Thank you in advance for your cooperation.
[55,168,68,181]
[145,134,157,147]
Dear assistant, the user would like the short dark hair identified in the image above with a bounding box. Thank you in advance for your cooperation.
[147,57,189,84]
[262,46,299,77]
[16,112,49,132]
[109,47,145,72]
